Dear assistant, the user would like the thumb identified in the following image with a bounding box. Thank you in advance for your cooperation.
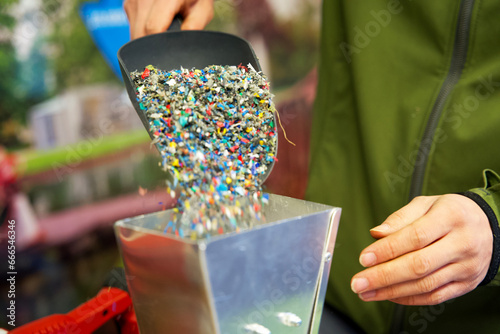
[370,196,438,239]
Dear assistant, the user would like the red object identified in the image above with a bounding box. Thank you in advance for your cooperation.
[237,63,248,72]
[0,151,16,186]
[117,307,138,334]
[254,203,261,212]
[9,288,138,334]
[141,68,150,79]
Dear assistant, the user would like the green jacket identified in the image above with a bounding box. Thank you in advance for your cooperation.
[306,0,500,333]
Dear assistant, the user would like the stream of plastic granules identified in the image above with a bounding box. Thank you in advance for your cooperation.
[131,64,277,239]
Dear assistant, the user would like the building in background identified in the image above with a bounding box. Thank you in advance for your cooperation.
[30,85,142,150]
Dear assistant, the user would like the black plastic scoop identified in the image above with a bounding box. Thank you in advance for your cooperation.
[117,27,277,184]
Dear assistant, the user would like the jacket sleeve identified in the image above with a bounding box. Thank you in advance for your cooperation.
[461,169,500,286]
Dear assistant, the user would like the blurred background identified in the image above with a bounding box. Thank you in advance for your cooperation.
[0,0,320,329]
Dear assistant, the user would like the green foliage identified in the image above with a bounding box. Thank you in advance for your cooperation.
[46,0,118,90]
[0,12,15,29]
[268,4,319,88]
[0,1,34,148]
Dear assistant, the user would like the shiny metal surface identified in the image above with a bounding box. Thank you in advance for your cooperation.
[309,208,341,333]
[115,194,340,334]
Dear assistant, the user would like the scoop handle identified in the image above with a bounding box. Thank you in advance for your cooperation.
[169,15,182,32]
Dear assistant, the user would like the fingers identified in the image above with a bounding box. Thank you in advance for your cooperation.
[353,235,460,295]
[123,0,138,34]
[126,0,156,39]
[352,194,493,306]
[182,0,214,30]
[370,196,437,239]
[360,207,452,268]
[353,236,486,304]
[389,280,474,306]
[358,265,455,303]
[145,0,184,36]
[124,0,214,40]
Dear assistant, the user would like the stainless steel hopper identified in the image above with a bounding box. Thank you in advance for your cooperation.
[115,194,341,334]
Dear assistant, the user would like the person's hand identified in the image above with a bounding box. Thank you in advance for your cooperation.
[124,0,214,39]
[351,194,492,305]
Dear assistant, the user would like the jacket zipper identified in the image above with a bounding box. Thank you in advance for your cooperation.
[408,0,475,199]
[391,0,476,333]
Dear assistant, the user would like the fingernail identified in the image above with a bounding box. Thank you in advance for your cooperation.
[359,290,376,301]
[359,252,377,267]
[370,224,390,233]
[351,278,369,293]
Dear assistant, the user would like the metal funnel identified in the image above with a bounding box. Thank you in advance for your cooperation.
[115,194,341,334]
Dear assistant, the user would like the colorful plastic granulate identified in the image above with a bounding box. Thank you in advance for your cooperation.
[131,64,277,239]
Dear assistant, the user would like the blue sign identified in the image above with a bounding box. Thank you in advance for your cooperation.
[80,0,130,78]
